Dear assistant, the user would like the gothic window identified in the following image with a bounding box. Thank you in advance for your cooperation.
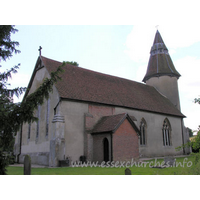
[140,118,147,145]
[46,98,50,137]
[36,105,41,139]
[162,119,171,146]
[28,123,31,139]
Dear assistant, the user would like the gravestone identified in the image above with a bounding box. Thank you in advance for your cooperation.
[125,168,131,175]
[164,156,176,167]
[24,155,31,175]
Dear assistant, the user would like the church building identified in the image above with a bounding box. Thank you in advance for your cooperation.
[14,30,190,167]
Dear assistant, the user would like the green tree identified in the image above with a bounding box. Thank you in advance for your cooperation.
[0,25,64,174]
[192,96,200,151]
[176,96,200,153]
[191,126,200,151]
[194,97,200,105]
[65,61,79,66]
[187,127,193,137]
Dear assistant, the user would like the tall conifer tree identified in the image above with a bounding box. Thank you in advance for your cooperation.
[0,25,64,174]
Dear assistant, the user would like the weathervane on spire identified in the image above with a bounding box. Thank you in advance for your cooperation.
[38,46,42,56]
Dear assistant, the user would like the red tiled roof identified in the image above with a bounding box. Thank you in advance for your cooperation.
[92,113,127,133]
[92,113,139,134]
[41,56,185,118]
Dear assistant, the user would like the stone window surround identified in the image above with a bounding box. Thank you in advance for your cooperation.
[162,118,172,146]
[140,118,147,146]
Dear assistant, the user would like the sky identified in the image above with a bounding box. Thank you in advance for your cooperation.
[2,24,200,132]
[2,0,200,195]
[1,0,200,133]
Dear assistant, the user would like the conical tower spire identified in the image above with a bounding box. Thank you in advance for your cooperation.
[143,30,180,83]
[153,30,166,46]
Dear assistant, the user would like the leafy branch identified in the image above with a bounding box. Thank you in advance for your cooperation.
[8,62,65,132]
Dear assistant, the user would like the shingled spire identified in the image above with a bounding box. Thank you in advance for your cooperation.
[142,30,181,111]
[143,30,181,83]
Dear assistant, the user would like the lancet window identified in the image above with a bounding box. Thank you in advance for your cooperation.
[162,119,171,146]
[140,118,147,145]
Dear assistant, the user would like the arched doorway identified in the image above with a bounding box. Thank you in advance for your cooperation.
[103,138,109,162]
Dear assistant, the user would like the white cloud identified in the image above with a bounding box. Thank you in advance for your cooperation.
[124,26,155,63]
[135,64,147,83]
[175,56,200,100]
[7,73,31,103]
[125,25,200,63]
[174,56,200,130]
[159,25,200,53]
[8,73,31,88]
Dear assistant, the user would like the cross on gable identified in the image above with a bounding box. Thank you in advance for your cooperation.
[38,46,42,56]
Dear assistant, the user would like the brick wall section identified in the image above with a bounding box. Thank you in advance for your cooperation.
[86,104,115,131]
[113,119,139,161]
[85,104,115,160]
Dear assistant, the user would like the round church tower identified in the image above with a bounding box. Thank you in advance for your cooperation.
[143,30,181,110]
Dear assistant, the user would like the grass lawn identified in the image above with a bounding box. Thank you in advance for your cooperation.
[6,156,195,175]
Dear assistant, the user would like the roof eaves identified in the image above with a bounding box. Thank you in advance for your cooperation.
[143,72,181,83]
[60,97,185,118]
